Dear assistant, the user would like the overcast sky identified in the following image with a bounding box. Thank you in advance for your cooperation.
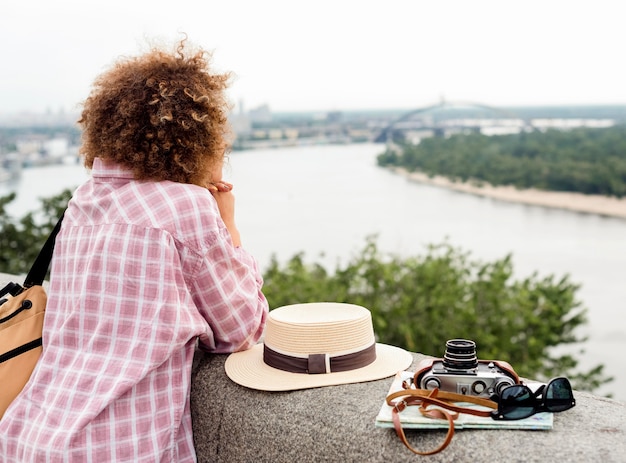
[1,0,625,115]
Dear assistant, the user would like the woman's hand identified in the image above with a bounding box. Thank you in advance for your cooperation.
[207,181,233,193]
[208,181,241,247]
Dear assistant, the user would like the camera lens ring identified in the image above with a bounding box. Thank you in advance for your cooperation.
[422,376,441,391]
[442,338,478,371]
[471,380,488,395]
[494,377,516,396]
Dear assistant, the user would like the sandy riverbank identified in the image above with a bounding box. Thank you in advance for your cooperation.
[392,167,626,220]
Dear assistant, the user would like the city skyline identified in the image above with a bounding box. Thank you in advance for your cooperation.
[2,0,626,115]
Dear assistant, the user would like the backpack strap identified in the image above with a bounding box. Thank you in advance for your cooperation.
[23,212,65,288]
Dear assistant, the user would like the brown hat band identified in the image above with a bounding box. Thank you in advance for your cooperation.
[263,343,377,375]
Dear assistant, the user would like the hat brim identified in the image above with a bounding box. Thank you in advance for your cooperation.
[225,342,413,391]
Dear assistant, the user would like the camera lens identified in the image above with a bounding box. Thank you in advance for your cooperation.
[442,339,478,371]
[422,376,441,390]
[494,377,516,396]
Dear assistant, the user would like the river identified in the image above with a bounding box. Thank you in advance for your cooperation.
[1,142,624,400]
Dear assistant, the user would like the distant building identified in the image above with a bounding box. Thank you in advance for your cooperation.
[326,111,342,123]
[230,112,252,136]
[43,138,70,158]
[248,104,272,124]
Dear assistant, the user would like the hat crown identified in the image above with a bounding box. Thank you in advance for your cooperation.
[264,303,375,357]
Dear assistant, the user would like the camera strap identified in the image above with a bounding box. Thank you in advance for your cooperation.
[385,386,498,455]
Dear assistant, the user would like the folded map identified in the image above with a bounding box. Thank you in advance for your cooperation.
[375,371,553,430]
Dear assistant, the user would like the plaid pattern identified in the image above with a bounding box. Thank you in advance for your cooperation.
[0,158,268,462]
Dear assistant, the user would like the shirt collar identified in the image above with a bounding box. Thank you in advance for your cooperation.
[92,157,135,181]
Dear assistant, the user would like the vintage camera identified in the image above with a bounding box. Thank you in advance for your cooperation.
[415,339,517,398]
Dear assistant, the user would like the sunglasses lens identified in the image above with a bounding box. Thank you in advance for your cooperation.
[545,377,575,412]
[499,386,535,419]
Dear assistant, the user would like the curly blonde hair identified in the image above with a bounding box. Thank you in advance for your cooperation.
[78,39,232,186]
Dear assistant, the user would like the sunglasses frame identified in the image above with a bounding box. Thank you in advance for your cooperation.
[491,376,576,420]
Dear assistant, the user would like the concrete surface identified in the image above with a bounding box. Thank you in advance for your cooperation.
[191,351,625,463]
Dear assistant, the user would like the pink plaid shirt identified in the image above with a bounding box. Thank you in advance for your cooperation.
[0,158,268,462]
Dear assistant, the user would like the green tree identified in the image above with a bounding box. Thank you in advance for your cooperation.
[0,190,72,276]
[379,125,626,198]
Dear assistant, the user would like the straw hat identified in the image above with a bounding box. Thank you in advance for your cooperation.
[224,302,413,391]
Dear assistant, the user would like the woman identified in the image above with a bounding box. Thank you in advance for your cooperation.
[0,39,268,462]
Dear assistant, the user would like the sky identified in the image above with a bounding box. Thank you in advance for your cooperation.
[1,0,625,115]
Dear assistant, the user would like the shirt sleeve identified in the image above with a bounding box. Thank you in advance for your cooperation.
[190,224,268,353]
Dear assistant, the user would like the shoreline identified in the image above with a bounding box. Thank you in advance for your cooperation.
[391,167,626,220]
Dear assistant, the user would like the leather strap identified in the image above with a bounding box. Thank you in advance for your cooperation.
[386,388,496,417]
[392,407,456,455]
[386,387,498,455]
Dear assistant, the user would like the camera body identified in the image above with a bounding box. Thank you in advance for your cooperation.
[415,339,518,398]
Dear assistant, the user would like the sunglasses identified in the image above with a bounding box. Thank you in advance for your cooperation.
[491,377,576,420]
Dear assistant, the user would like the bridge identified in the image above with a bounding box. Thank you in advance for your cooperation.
[374,99,536,144]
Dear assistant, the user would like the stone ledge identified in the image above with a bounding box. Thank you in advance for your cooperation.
[191,351,626,463]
